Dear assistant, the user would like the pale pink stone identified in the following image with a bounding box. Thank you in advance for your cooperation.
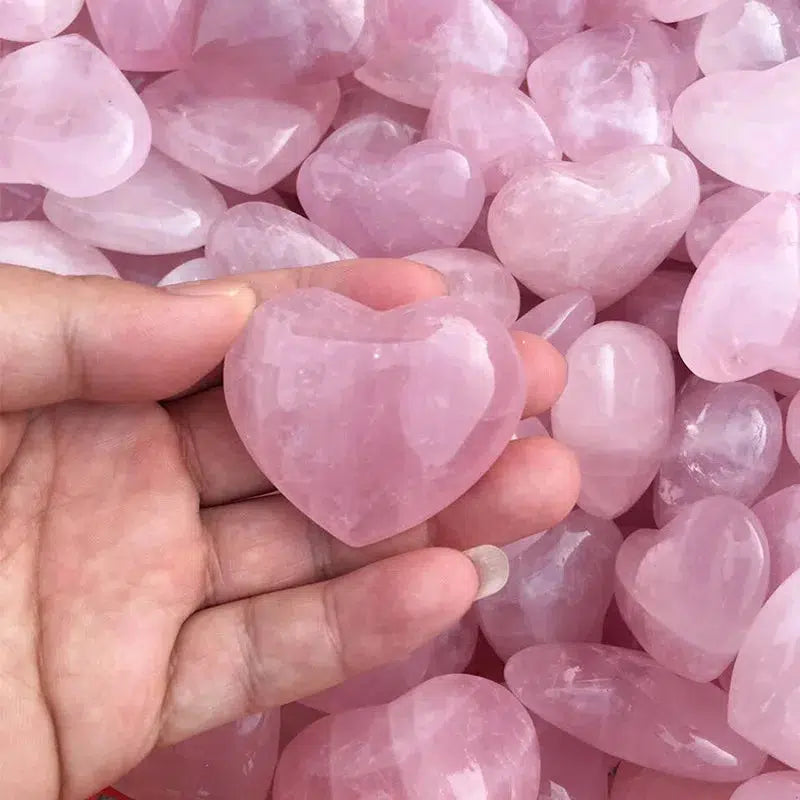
[516,416,549,439]
[0,0,83,41]
[678,194,800,382]
[730,772,800,799]
[753,486,800,595]
[645,0,728,22]
[785,391,800,465]
[301,616,478,713]
[674,60,800,193]
[494,0,586,55]
[661,20,702,94]
[611,762,740,799]
[116,712,280,800]
[526,23,676,162]
[674,139,733,200]
[206,203,356,277]
[696,0,800,74]
[686,187,765,267]
[427,72,560,194]
[43,151,226,255]
[158,257,216,286]
[759,395,800,498]
[297,115,485,258]
[585,0,651,24]
[86,0,203,71]
[333,75,428,131]
[477,510,622,661]
[407,248,520,325]
[506,643,766,781]
[273,675,541,799]
[0,184,44,221]
[514,292,597,355]
[107,248,203,285]
[224,290,525,546]
[749,371,800,398]
[214,183,287,210]
[0,36,151,198]
[729,568,800,770]
[552,322,675,519]
[654,380,782,525]
[461,195,496,257]
[142,66,339,195]
[489,146,699,309]
[0,220,117,277]
[616,497,770,681]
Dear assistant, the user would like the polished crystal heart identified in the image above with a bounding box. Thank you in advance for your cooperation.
[0,0,83,41]
[753,486,800,595]
[224,290,525,546]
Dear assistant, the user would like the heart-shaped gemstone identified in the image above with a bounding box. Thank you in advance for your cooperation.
[0,0,83,41]
[493,0,586,56]
[489,146,699,309]
[224,289,524,546]
[297,115,486,258]
[513,291,597,355]
[753,485,800,595]
[616,496,770,681]
[334,74,428,132]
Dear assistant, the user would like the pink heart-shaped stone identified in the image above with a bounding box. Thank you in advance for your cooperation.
[493,0,586,56]
[513,291,597,355]
[224,290,525,546]
[615,496,770,681]
[753,485,800,595]
[0,0,83,41]
[297,115,486,258]
[334,74,428,132]
[489,146,699,309]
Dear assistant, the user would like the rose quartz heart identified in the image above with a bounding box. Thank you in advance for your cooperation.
[273,675,541,799]
[506,643,767,781]
[753,486,800,595]
[674,60,800,193]
[297,115,486,258]
[513,291,597,355]
[334,74,428,132]
[616,496,770,681]
[494,0,586,55]
[730,772,800,800]
[489,146,699,309]
[0,0,83,41]
[224,290,525,546]
[611,762,740,800]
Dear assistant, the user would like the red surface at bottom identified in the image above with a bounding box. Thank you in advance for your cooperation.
[88,789,132,800]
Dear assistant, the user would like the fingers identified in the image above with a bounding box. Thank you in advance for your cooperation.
[512,331,568,417]
[158,548,479,745]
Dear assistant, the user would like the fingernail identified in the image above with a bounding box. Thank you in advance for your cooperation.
[164,279,255,301]
[463,545,509,600]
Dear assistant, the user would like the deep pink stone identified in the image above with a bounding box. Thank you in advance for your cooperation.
[273,675,541,799]
[0,183,44,221]
[297,115,485,258]
[750,371,800,398]
[116,712,280,800]
[489,146,699,309]
[354,0,529,109]
[506,643,766,781]
[494,0,586,55]
[0,0,83,41]
[611,762,740,799]
[477,510,622,661]
[426,72,561,194]
[278,703,326,753]
[730,772,800,800]
[753,487,800,595]
[616,496,770,681]
[551,322,675,519]
[513,292,597,355]
[142,66,339,194]
[0,35,151,198]
[334,75,428,132]
[224,290,525,546]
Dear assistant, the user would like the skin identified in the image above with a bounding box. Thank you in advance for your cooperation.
[0,260,579,800]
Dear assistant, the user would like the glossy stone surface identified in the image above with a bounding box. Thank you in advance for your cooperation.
[513,292,597,355]
[0,36,151,198]
[273,675,541,799]
[407,248,520,326]
[730,772,800,800]
[224,290,525,546]
[116,712,280,800]
[646,0,728,22]
[0,0,83,41]
[477,510,623,661]
[753,486,800,595]
[759,395,800,498]
[158,257,216,286]
[673,60,800,193]
[494,0,586,55]
[427,73,560,194]
[142,66,339,194]
[785,390,800,465]
[551,322,675,519]
[616,497,770,681]
[334,75,428,131]
[611,762,739,799]
[43,151,226,255]
[297,115,485,258]
[489,146,699,309]
[354,0,529,109]
[678,193,800,382]
[654,380,782,525]
[506,643,766,781]
[0,221,118,277]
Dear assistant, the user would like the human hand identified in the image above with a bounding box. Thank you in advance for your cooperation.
[0,260,578,800]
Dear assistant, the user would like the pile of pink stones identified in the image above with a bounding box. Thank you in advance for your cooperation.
[7,0,800,798]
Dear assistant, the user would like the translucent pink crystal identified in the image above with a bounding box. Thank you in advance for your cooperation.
[0,0,83,41]
[785,390,800,465]
[654,380,782,524]
[551,322,675,519]
[673,60,800,193]
[0,220,118,277]
[224,290,525,546]
[678,193,800,382]
[611,762,739,799]
[116,712,280,800]
[513,292,597,355]
[354,0,529,109]
[615,496,770,681]
[645,0,728,22]
[477,510,622,661]
[273,675,541,799]
[753,486,800,595]
[730,772,800,800]
[334,75,428,132]
[0,35,151,197]
[759,395,800,498]
[158,257,215,286]
[489,146,699,309]
[584,0,651,24]
[750,371,800,398]
[506,643,766,781]
[43,151,226,255]
[0,184,44,222]
[493,0,586,55]
[297,115,485,258]
[426,73,560,194]
[407,248,520,325]
[142,66,339,194]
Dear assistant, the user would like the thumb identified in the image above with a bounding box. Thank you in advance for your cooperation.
[0,265,256,412]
